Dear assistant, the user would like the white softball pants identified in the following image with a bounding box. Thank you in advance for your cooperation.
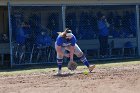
[55,43,83,59]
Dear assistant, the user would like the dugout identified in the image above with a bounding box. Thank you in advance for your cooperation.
[0,5,10,67]
[0,0,140,67]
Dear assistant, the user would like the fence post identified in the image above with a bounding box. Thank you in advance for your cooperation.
[136,5,140,57]
[8,0,13,68]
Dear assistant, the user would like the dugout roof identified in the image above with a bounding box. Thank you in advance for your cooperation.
[0,0,140,5]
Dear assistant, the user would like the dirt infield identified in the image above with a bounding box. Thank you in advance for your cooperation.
[0,63,140,93]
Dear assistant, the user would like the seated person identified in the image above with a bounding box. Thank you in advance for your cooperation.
[35,31,52,48]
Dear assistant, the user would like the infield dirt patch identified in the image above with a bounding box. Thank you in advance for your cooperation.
[0,63,140,93]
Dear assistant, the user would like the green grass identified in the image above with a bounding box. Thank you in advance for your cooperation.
[96,60,140,67]
[0,60,140,76]
[0,68,47,76]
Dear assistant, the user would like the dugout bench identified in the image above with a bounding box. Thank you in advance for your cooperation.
[77,38,137,58]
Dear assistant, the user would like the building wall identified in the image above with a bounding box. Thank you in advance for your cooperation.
[0,6,8,33]
[0,8,4,34]
[0,0,140,5]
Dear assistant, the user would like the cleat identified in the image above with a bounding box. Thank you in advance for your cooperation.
[56,70,62,75]
[88,65,95,72]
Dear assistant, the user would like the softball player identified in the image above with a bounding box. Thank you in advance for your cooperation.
[55,28,95,75]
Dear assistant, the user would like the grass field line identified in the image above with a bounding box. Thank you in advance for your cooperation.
[0,61,140,76]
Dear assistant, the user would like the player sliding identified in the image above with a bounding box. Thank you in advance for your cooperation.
[55,28,95,75]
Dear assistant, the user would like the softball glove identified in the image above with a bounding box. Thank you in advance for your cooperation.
[67,61,77,71]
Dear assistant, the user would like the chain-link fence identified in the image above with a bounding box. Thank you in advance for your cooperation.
[10,6,62,65]
[66,5,137,39]
[0,6,9,66]
[8,5,139,66]
[65,5,137,59]
[139,5,140,27]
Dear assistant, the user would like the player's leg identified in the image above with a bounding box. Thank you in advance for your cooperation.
[55,44,65,75]
[73,44,90,67]
[74,44,95,72]
[66,44,95,72]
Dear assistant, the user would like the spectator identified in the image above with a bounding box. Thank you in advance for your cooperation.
[97,13,110,57]
[16,22,27,45]
[35,31,52,47]
[15,22,29,63]
[16,22,32,49]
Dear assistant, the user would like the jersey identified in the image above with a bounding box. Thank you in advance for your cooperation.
[56,35,77,47]
[98,20,109,36]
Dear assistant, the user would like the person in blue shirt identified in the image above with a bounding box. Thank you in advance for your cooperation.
[35,31,52,47]
[16,23,26,45]
[15,22,29,62]
[55,28,95,75]
[97,13,110,57]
